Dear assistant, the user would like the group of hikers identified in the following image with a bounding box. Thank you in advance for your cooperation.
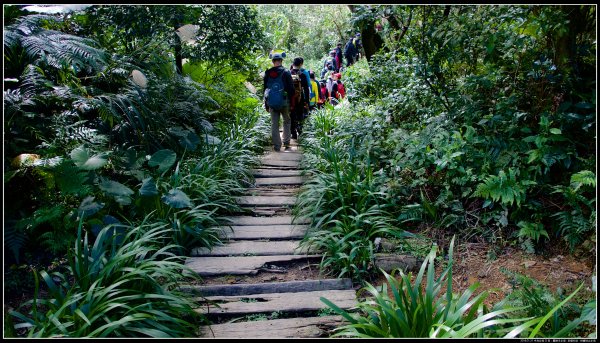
[262,33,363,151]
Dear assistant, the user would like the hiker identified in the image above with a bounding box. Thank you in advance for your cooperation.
[344,36,357,67]
[325,72,335,102]
[263,49,294,151]
[320,50,337,79]
[289,57,310,139]
[334,42,343,72]
[318,80,328,108]
[308,70,320,111]
[353,33,363,61]
[334,72,345,100]
[329,72,340,102]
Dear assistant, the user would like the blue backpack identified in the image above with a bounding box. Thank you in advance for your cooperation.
[300,68,314,103]
[265,69,286,110]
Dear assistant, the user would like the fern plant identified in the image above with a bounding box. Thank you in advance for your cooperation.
[473,168,536,207]
[551,170,596,251]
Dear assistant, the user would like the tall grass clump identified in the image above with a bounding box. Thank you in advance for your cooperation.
[297,109,408,282]
[9,217,204,337]
[321,236,591,338]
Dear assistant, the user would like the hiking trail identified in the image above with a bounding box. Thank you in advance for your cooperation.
[183,138,357,338]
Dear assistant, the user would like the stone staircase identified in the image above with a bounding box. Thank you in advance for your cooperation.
[183,139,357,338]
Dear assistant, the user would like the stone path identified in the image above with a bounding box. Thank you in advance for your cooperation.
[184,139,357,338]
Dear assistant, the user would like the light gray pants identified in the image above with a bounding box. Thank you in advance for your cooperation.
[270,106,291,149]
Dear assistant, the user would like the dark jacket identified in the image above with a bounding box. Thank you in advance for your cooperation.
[263,66,294,108]
[344,38,357,57]
[290,67,310,107]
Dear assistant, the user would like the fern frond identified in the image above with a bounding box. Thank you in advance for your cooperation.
[4,222,28,264]
[20,64,51,98]
[570,170,596,191]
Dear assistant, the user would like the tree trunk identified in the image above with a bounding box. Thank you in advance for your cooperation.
[347,5,384,62]
[361,24,383,62]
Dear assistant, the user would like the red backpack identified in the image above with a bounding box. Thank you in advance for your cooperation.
[337,81,345,99]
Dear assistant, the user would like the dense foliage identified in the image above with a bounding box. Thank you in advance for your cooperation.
[4,4,269,337]
[299,5,596,276]
[3,4,596,338]
[297,4,595,338]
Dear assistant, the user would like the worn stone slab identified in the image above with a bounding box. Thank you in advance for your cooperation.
[182,278,353,297]
[218,224,309,240]
[253,168,303,177]
[249,188,300,197]
[236,195,296,206]
[260,158,300,167]
[197,289,356,315]
[185,254,321,276]
[217,215,310,226]
[199,316,343,338]
[255,176,306,186]
[261,151,302,161]
[374,253,422,273]
[191,240,307,257]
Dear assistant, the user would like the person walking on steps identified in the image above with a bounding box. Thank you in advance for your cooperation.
[263,49,294,151]
[353,33,363,61]
[344,36,357,67]
[334,42,343,72]
[289,57,310,140]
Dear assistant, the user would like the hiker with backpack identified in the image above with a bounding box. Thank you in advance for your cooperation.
[334,72,346,100]
[308,70,320,112]
[334,43,343,72]
[263,49,294,151]
[318,80,328,108]
[353,33,363,61]
[344,36,357,67]
[289,57,311,139]
[329,72,341,103]
[320,50,338,79]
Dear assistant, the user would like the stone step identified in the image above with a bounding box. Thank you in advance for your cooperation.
[199,315,344,338]
[191,240,307,257]
[255,176,305,186]
[236,195,296,207]
[248,188,300,197]
[196,289,357,316]
[260,159,300,168]
[219,224,308,240]
[182,278,353,297]
[262,151,303,161]
[253,168,303,178]
[185,254,321,276]
[220,216,309,226]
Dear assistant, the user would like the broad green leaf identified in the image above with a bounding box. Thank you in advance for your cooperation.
[98,179,134,197]
[71,145,109,170]
[78,196,104,218]
[179,131,200,150]
[148,149,177,173]
[139,177,158,197]
[161,189,192,208]
[549,128,562,135]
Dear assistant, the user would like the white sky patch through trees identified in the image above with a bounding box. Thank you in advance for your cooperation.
[22,5,92,14]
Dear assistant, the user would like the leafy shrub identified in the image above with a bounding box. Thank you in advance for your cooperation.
[9,218,204,337]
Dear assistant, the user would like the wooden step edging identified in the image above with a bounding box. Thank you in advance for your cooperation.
[181,278,353,297]
[196,289,357,316]
[191,240,310,257]
[199,315,344,338]
[185,254,322,276]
